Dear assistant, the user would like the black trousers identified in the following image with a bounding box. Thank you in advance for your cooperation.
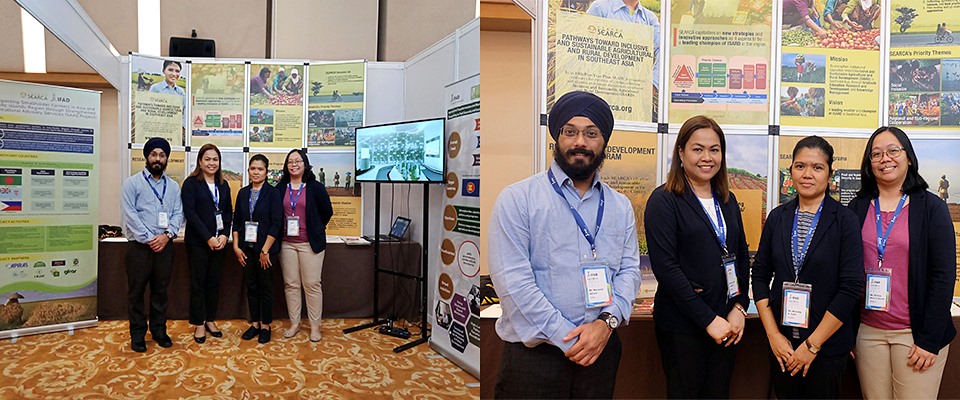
[125,241,173,340]
[655,326,737,399]
[770,352,847,399]
[242,246,275,324]
[186,243,225,325]
[494,330,621,399]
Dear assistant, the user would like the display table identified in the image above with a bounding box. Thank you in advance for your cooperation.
[97,240,421,322]
[481,311,960,399]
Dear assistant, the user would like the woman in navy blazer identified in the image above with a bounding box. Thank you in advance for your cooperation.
[181,143,233,343]
[751,136,864,398]
[232,154,283,343]
[848,127,956,399]
[644,116,750,398]
[278,149,334,342]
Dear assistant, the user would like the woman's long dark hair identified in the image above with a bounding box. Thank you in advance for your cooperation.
[188,143,222,184]
[663,115,730,202]
[856,126,928,199]
[279,148,316,186]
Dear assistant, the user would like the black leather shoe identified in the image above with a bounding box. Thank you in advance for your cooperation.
[154,334,173,348]
[242,326,260,340]
[258,327,271,344]
[205,324,223,338]
[194,334,206,344]
[131,340,147,353]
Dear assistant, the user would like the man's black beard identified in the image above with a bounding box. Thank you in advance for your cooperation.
[554,146,604,182]
[147,161,167,176]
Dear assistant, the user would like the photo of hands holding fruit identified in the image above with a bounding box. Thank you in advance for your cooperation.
[781,0,880,50]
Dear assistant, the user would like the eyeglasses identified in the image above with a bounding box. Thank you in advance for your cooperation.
[287,160,304,165]
[869,147,905,162]
[559,127,602,140]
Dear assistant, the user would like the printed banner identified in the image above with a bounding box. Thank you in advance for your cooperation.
[547,0,660,123]
[185,150,245,205]
[307,62,365,148]
[668,0,772,125]
[779,2,881,128]
[190,63,245,147]
[431,74,480,378]
[0,80,100,338]
[307,151,361,236]
[248,64,305,149]
[888,1,960,128]
[131,54,188,146]
[910,139,960,294]
[777,135,867,206]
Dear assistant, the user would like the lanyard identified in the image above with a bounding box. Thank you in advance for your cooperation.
[209,182,220,211]
[142,171,167,206]
[874,194,908,269]
[699,194,727,254]
[547,169,604,260]
[249,188,260,221]
[791,198,824,280]
[288,182,305,216]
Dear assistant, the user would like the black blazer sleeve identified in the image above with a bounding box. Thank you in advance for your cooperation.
[267,185,284,244]
[731,192,751,312]
[315,181,333,226]
[917,194,957,352]
[751,205,781,303]
[233,186,248,235]
[219,180,232,236]
[181,178,213,242]
[826,204,865,324]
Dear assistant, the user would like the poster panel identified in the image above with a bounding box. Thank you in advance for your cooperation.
[307,62,365,148]
[888,2,960,128]
[777,135,868,206]
[307,151,361,236]
[185,150,245,205]
[190,63,245,147]
[248,64,305,149]
[130,54,188,146]
[0,80,100,338]
[668,0,772,125]
[130,150,187,185]
[431,75,480,378]
[547,0,660,122]
[911,139,960,295]
[779,2,881,128]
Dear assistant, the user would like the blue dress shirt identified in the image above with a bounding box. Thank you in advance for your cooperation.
[587,0,662,89]
[121,168,184,244]
[489,162,641,352]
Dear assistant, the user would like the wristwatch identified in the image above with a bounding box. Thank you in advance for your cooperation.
[805,339,820,355]
[165,231,175,239]
[734,303,748,317]
[597,312,619,330]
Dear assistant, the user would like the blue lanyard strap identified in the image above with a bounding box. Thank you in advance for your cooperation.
[249,189,260,220]
[874,194,908,268]
[142,171,167,206]
[700,194,727,254]
[547,169,604,260]
[791,198,824,278]
[288,182,305,215]
[210,182,220,211]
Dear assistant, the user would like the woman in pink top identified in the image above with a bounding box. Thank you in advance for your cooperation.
[847,127,956,399]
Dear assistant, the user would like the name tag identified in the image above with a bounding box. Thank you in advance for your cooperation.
[782,282,812,328]
[158,211,169,229]
[723,254,739,298]
[215,212,224,231]
[582,261,612,308]
[245,221,259,242]
[286,216,300,236]
[866,270,892,312]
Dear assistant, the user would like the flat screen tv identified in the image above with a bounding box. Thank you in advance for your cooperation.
[355,117,446,183]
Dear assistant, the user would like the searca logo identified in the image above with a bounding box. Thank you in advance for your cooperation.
[588,25,624,38]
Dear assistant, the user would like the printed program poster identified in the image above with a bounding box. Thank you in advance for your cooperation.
[307,151,361,236]
[779,1,881,128]
[130,150,187,185]
[307,62,365,148]
[190,63,245,147]
[0,80,100,338]
[249,64,305,149]
[431,75,480,378]
[777,135,868,206]
[130,54,188,146]
[888,1,960,128]
[668,0,772,125]
[547,0,660,122]
[185,150,245,203]
[911,139,960,294]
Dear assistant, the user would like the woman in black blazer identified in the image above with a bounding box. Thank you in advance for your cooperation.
[751,136,864,398]
[232,154,282,344]
[644,116,750,399]
[848,127,956,399]
[278,149,334,342]
[181,143,233,343]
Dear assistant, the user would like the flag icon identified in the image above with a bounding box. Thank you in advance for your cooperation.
[0,175,21,185]
[0,201,22,211]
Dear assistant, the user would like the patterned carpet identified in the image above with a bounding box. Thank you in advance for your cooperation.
[0,319,480,399]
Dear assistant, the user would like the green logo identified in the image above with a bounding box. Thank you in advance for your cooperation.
[33,261,46,268]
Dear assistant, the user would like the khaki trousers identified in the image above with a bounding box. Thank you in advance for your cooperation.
[855,323,949,399]
[280,242,324,325]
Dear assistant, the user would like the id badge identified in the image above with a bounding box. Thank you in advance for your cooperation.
[245,221,259,242]
[781,282,812,328]
[158,211,169,229]
[581,260,612,308]
[865,269,892,311]
[723,254,739,298]
[286,216,300,236]
[215,212,224,231]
